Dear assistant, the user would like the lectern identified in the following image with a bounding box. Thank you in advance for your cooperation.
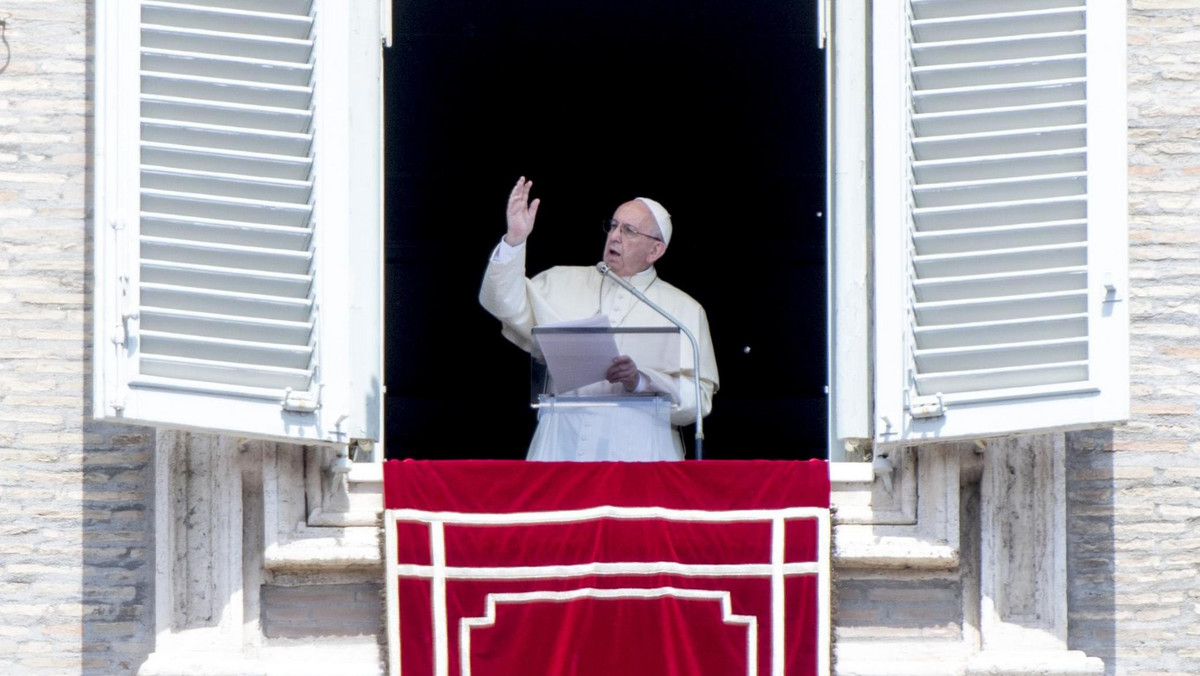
[529,325,682,461]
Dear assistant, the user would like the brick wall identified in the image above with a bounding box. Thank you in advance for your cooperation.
[1064,2,1200,674]
[0,2,155,673]
[835,578,963,642]
[2,1,1196,675]
[262,583,383,641]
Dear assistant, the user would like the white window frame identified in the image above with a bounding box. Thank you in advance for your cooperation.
[93,0,384,446]
[828,0,1128,459]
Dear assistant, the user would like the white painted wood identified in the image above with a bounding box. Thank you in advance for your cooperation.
[95,0,383,445]
[309,0,385,444]
[869,0,912,448]
[828,0,871,456]
[872,0,1128,445]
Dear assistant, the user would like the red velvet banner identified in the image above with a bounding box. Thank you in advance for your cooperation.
[384,460,830,676]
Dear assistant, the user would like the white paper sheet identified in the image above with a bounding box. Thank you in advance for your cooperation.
[533,315,621,394]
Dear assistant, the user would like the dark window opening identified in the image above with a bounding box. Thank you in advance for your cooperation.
[384,0,827,460]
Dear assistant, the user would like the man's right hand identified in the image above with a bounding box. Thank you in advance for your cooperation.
[504,176,540,246]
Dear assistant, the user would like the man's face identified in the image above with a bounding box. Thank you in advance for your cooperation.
[603,201,666,277]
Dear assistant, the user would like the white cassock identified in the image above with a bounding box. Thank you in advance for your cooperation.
[480,239,719,461]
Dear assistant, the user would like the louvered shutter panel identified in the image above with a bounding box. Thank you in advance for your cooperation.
[872,0,1127,444]
[95,0,382,444]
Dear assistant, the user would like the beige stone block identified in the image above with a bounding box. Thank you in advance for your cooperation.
[1132,241,1200,258]
[1120,483,1198,497]
[1128,321,1195,336]
[1163,346,1200,358]
[1119,521,1189,535]
[1159,505,1200,519]
[0,131,73,145]
[81,493,146,504]
[0,603,54,617]
[15,327,82,341]
[1117,592,1164,606]
[0,411,62,425]
[1132,284,1200,298]
[4,396,84,408]
[1131,363,1182,377]
[82,450,151,466]
[17,432,96,445]
[1070,466,1156,481]
[1135,607,1182,622]
[0,207,36,219]
[1112,541,1161,556]
[1157,230,1200,244]
[21,657,78,669]
[19,292,85,305]
[1159,385,1200,396]
[0,171,68,184]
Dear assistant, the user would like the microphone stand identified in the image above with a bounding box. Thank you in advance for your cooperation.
[598,263,705,460]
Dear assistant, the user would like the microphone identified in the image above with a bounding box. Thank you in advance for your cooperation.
[596,263,705,460]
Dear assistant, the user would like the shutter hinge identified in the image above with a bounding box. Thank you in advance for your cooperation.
[1103,273,1123,303]
[282,386,320,413]
[908,391,946,420]
[111,275,139,347]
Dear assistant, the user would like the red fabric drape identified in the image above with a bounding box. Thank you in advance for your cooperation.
[384,460,830,676]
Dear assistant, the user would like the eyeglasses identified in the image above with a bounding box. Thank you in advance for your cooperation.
[602,219,663,242]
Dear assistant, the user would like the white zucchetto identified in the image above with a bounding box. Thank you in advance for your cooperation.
[635,197,672,245]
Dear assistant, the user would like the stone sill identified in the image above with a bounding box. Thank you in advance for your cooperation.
[264,525,382,571]
[323,459,953,571]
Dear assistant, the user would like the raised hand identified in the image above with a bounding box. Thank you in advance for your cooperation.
[504,176,540,246]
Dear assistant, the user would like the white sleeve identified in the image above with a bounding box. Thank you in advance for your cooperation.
[490,237,525,263]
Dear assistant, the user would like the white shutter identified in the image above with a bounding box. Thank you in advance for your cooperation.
[95,0,383,444]
[872,0,1127,445]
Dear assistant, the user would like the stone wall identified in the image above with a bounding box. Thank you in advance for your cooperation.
[0,1,157,673]
[2,1,1197,675]
[1064,3,1200,674]
[261,583,383,640]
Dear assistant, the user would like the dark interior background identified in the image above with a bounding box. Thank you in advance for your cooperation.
[384,0,827,460]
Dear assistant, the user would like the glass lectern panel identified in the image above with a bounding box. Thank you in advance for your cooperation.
[528,325,682,462]
[529,326,681,403]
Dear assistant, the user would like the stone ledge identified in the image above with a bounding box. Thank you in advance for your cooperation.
[264,530,382,571]
[139,642,383,676]
[965,650,1104,676]
[835,640,972,676]
[834,531,959,570]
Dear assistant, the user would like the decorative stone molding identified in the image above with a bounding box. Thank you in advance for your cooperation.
[966,434,1103,676]
[140,432,383,676]
[140,431,250,675]
[302,447,385,529]
[261,445,381,570]
[834,443,964,569]
[834,435,1104,676]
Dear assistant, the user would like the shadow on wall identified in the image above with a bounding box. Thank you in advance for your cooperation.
[82,1,157,667]
[80,419,156,675]
[1065,429,1117,675]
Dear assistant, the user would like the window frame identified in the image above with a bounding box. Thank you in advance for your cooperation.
[829,0,1128,459]
[92,0,384,446]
